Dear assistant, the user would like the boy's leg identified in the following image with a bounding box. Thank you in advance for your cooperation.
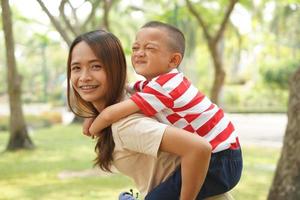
[197,148,243,199]
[145,166,181,200]
[145,148,242,200]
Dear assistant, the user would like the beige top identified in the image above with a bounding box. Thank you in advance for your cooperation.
[111,113,181,198]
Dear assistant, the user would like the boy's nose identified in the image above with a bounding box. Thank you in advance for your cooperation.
[135,49,145,57]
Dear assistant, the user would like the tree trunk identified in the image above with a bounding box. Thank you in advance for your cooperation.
[209,39,225,105]
[185,0,237,105]
[1,0,34,150]
[267,66,300,200]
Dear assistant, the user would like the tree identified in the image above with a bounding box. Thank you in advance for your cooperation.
[267,66,300,200]
[1,0,34,150]
[186,0,238,104]
[36,0,116,47]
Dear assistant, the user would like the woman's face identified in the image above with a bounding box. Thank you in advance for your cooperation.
[70,41,108,110]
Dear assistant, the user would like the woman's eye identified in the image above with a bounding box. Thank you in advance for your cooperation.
[92,64,102,70]
[71,66,80,71]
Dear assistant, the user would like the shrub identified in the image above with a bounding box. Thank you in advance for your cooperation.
[260,60,299,89]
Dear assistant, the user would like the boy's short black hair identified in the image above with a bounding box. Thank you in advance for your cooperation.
[142,21,185,57]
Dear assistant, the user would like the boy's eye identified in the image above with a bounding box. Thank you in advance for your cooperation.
[132,46,139,51]
[146,46,156,50]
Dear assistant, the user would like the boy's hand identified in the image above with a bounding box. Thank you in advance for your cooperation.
[82,118,95,137]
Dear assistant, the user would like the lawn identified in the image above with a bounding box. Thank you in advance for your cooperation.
[0,124,280,200]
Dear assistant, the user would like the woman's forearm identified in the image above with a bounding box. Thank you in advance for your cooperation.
[159,126,212,200]
[180,144,211,200]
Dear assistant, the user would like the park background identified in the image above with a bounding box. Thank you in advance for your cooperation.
[0,0,299,199]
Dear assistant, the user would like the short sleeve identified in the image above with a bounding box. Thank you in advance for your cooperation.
[112,113,168,157]
[132,80,149,92]
[130,80,174,116]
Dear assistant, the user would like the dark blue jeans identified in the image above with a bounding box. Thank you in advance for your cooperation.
[145,148,243,200]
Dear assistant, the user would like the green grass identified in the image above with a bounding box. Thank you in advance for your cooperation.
[0,125,135,200]
[0,124,281,200]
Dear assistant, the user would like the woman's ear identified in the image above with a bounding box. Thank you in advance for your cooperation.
[169,53,182,69]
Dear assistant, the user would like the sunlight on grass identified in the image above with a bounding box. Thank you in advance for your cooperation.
[0,124,281,199]
[231,146,280,200]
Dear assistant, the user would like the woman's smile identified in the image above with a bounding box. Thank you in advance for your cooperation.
[70,41,108,106]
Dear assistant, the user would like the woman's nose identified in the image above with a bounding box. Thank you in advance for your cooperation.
[79,69,92,82]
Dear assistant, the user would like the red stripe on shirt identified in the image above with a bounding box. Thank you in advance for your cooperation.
[196,108,224,136]
[185,113,201,123]
[230,137,240,149]
[183,125,195,133]
[210,122,235,150]
[166,113,182,124]
[172,92,206,112]
[169,77,191,99]
[143,86,174,108]
[155,73,178,86]
[130,93,157,116]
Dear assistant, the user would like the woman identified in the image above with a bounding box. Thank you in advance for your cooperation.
[67,29,232,200]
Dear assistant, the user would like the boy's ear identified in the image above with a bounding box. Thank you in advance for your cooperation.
[169,53,182,68]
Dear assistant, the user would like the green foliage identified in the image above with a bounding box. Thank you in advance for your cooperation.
[260,60,299,89]
[223,84,288,113]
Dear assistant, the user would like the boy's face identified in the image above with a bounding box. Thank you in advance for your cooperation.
[131,27,175,80]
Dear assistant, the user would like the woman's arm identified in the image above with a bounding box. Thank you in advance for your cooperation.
[159,126,212,200]
[89,99,140,136]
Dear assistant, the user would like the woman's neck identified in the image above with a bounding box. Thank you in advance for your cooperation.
[92,101,106,112]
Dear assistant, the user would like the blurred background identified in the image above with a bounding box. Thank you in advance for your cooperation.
[0,0,299,199]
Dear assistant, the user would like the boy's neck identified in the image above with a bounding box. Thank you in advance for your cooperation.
[147,68,179,81]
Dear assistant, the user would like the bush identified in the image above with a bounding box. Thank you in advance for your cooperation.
[260,60,299,89]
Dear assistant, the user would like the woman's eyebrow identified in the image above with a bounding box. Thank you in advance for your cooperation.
[88,59,101,64]
[71,62,79,66]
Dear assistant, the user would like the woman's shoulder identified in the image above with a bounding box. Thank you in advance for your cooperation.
[112,113,165,133]
[111,113,167,156]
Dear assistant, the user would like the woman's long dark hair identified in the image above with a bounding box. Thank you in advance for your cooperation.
[66,30,127,172]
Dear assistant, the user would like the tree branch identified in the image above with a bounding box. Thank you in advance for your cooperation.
[59,0,78,36]
[82,0,101,31]
[36,0,72,46]
[102,0,115,31]
[214,0,238,43]
[186,0,212,41]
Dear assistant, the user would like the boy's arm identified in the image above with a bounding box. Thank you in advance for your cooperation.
[89,99,140,136]
[160,126,212,200]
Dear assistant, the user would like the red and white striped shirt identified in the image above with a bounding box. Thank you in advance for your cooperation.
[130,69,240,153]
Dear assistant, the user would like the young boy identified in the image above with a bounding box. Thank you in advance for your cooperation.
[84,21,242,199]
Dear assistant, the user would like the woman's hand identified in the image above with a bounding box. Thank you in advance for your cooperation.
[82,118,95,137]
